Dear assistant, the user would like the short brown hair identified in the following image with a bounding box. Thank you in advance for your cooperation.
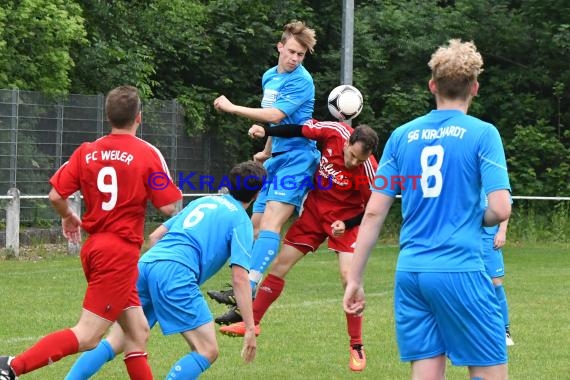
[281,20,317,54]
[105,85,142,128]
[428,39,483,100]
[349,124,379,154]
[229,161,267,203]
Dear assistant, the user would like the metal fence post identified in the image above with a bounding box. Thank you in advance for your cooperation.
[97,94,105,138]
[55,98,64,168]
[6,187,20,257]
[9,89,19,188]
[67,191,82,255]
[171,99,179,175]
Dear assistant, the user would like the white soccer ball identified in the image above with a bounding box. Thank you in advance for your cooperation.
[327,85,364,121]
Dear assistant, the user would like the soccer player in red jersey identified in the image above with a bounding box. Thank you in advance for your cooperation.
[0,86,182,380]
[220,119,378,372]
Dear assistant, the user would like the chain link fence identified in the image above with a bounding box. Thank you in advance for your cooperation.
[0,88,231,234]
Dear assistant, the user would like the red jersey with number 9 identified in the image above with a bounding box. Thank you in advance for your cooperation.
[50,133,182,246]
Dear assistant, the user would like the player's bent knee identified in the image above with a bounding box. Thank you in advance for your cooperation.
[80,335,108,351]
[72,327,106,351]
[199,346,219,364]
[130,326,151,346]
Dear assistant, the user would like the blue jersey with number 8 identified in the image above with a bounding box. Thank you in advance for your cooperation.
[373,109,510,272]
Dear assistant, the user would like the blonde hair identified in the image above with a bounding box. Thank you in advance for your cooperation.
[281,20,317,54]
[428,39,483,100]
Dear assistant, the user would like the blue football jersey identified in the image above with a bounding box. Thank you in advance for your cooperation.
[374,109,511,272]
[261,64,316,153]
[140,194,254,284]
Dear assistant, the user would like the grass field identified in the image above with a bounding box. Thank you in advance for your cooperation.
[1,241,569,379]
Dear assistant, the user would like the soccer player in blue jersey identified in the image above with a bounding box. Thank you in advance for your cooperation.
[64,161,266,380]
[481,192,514,346]
[343,39,512,380]
[213,20,320,323]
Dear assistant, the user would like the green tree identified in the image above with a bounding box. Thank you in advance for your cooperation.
[0,0,86,95]
[2,0,570,196]
[506,123,570,196]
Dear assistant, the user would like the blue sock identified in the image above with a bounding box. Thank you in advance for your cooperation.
[166,351,211,380]
[248,230,280,292]
[65,339,116,380]
[494,284,510,328]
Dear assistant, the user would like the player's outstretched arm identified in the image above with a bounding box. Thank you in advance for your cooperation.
[344,192,394,315]
[249,123,305,139]
[214,95,286,124]
[231,265,257,362]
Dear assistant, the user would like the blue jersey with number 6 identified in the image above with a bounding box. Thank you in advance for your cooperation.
[374,109,510,272]
[140,194,253,284]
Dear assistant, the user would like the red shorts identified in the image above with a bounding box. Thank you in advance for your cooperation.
[80,233,141,321]
[284,197,359,254]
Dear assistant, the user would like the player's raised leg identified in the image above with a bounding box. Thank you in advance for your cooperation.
[65,323,124,380]
[248,201,294,290]
[339,251,366,371]
[219,243,304,336]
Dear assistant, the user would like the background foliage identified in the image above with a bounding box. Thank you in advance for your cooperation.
[0,0,568,196]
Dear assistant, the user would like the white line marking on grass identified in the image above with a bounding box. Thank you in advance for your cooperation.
[1,268,81,277]
[0,336,39,345]
[272,291,390,309]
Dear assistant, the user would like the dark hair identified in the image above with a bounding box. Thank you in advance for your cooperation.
[228,161,267,203]
[105,85,142,128]
[349,124,379,153]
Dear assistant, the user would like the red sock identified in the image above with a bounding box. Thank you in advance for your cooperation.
[346,313,363,346]
[10,328,79,375]
[253,274,285,324]
[124,351,153,380]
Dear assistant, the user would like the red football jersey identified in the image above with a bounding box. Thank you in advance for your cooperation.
[50,133,182,245]
[302,120,378,222]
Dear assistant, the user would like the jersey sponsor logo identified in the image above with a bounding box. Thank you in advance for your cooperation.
[320,156,341,176]
[261,89,278,108]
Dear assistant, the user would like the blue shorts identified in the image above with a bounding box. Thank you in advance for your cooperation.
[482,237,505,278]
[394,271,507,366]
[252,148,320,214]
[137,261,212,335]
